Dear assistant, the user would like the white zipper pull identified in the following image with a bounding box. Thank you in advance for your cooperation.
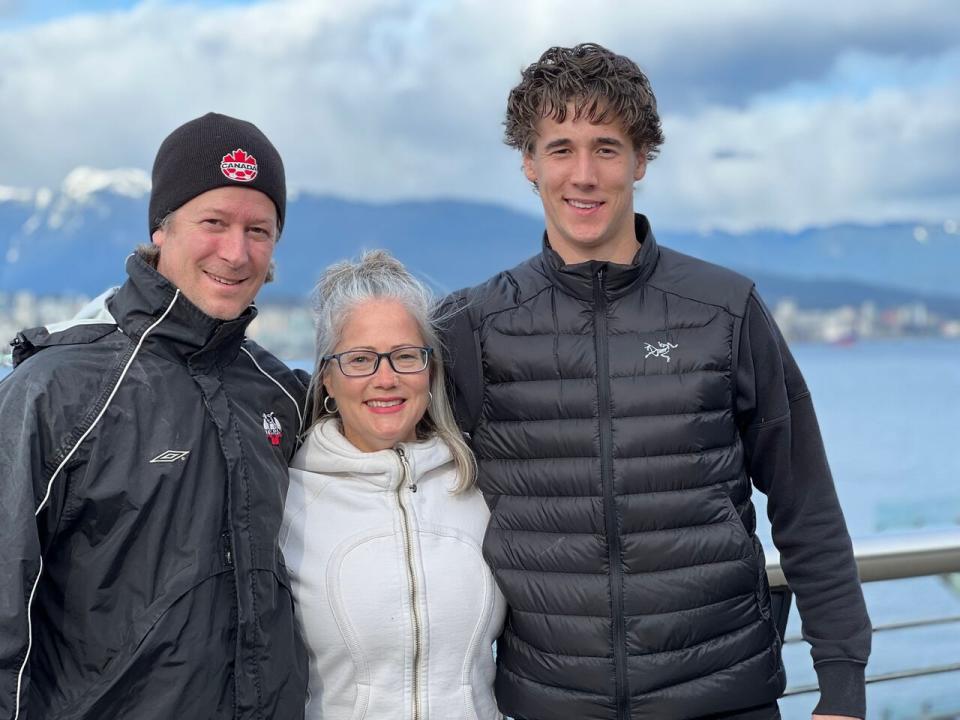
[396,445,417,492]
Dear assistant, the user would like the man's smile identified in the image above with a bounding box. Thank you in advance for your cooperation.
[204,271,247,287]
[566,199,603,210]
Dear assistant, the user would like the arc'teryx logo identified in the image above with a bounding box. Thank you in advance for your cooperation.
[150,450,190,463]
[644,341,678,362]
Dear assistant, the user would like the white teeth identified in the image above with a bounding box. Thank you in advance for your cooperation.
[367,399,403,408]
[568,200,600,209]
[208,273,241,286]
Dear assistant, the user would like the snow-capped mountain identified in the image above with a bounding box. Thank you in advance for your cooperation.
[3,167,150,239]
[2,168,959,310]
[1,168,151,294]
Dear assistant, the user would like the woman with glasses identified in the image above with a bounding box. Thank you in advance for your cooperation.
[280,250,505,720]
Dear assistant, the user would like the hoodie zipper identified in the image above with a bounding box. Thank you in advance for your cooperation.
[395,446,423,720]
[594,267,630,719]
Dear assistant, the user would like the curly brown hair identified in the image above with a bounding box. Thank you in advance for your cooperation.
[504,43,664,161]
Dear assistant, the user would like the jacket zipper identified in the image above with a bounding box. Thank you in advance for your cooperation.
[594,267,630,719]
[395,446,423,720]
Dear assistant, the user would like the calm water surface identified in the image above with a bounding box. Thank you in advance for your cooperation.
[763,339,960,719]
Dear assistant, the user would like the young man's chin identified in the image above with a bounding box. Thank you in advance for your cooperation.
[562,230,610,251]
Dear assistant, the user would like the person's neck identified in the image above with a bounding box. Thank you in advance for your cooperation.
[550,234,641,266]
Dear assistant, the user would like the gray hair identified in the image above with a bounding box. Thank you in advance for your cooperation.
[309,249,475,492]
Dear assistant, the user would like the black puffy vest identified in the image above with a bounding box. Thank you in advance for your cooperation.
[462,216,786,720]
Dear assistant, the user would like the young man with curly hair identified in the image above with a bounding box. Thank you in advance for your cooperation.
[442,43,870,720]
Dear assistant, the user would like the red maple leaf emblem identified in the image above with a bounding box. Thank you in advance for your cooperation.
[220,148,258,182]
[224,149,253,164]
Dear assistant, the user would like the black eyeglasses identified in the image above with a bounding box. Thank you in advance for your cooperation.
[322,346,433,377]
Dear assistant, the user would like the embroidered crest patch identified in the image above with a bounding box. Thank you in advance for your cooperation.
[221,148,258,182]
[262,412,282,446]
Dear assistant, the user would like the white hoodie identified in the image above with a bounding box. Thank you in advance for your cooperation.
[280,419,506,720]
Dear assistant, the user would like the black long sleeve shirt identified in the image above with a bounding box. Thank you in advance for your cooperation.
[736,290,871,716]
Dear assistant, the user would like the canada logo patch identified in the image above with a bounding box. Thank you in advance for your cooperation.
[221,148,258,182]
[262,412,282,446]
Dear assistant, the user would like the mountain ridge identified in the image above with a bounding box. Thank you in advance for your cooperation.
[2,172,958,311]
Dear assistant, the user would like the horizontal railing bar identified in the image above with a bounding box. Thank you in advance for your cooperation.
[766,529,960,588]
[782,662,960,697]
[768,530,960,699]
[782,613,960,644]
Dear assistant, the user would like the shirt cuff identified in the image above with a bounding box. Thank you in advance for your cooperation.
[813,660,866,718]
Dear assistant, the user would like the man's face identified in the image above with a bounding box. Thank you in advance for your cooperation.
[523,107,646,264]
[152,186,278,320]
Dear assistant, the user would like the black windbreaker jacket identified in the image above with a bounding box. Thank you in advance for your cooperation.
[0,255,308,719]
[441,215,870,720]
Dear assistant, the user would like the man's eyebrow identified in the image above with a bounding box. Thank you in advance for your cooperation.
[194,207,275,226]
[541,136,625,151]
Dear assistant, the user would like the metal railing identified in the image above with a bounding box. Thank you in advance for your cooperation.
[764,529,960,697]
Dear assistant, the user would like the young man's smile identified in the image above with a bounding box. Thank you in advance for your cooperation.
[523,107,646,265]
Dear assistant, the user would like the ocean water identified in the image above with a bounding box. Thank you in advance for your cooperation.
[3,338,958,717]
[759,339,960,719]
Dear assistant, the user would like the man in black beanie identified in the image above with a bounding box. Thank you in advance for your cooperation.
[146,111,287,320]
[0,113,309,719]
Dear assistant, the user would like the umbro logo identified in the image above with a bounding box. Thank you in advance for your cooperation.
[150,450,191,463]
[644,341,678,362]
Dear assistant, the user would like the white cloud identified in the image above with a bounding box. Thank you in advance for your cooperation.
[0,184,32,202]
[0,0,958,231]
[646,80,960,231]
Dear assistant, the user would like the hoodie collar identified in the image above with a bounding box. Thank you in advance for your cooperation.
[291,418,453,491]
[539,213,660,302]
[107,253,255,371]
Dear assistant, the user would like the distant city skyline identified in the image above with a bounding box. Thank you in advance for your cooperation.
[1,0,959,232]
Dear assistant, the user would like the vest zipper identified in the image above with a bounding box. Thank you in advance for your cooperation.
[395,446,423,720]
[594,267,630,720]
[221,531,234,567]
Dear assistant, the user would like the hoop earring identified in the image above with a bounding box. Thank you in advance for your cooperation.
[323,395,338,414]
[428,391,434,404]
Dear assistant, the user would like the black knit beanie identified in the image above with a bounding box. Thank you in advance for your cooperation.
[148,112,285,236]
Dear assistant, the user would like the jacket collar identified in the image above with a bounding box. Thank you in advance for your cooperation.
[291,418,453,491]
[538,213,660,302]
[107,253,256,370]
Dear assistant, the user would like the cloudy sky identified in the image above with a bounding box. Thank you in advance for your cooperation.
[1,0,958,232]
